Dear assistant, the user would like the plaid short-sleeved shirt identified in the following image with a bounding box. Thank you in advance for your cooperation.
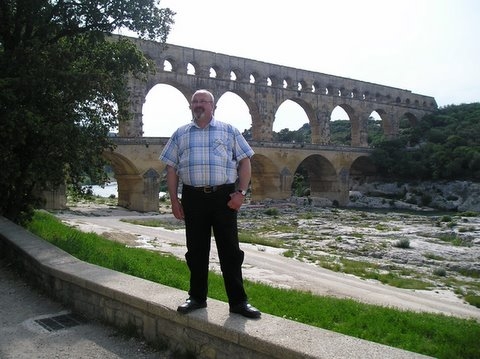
[159,118,254,187]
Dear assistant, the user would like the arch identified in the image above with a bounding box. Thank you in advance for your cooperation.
[325,85,333,95]
[250,154,283,199]
[87,36,441,211]
[122,37,437,144]
[215,91,252,133]
[349,155,378,187]
[367,111,383,145]
[103,151,139,176]
[163,59,173,72]
[297,80,308,92]
[268,75,281,87]
[401,112,419,127]
[209,67,217,78]
[273,99,311,136]
[231,68,244,81]
[329,105,353,146]
[187,62,196,75]
[295,154,338,200]
[371,108,394,139]
[142,84,191,137]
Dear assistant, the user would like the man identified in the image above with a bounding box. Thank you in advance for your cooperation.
[159,89,261,319]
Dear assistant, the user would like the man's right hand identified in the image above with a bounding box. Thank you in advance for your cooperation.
[171,198,185,220]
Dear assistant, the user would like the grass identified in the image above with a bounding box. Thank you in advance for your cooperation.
[121,218,183,231]
[26,211,480,359]
[313,256,432,290]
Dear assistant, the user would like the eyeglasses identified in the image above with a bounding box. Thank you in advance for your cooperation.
[191,99,212,104]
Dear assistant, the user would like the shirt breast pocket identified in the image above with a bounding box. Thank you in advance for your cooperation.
[213,138,228,158]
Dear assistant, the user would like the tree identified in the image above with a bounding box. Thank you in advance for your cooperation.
[370,103,480,182]
[0,0,175,223]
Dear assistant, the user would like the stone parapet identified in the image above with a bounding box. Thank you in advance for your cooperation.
[0,217,431,359]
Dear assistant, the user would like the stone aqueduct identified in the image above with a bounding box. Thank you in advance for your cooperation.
[99,36,438,212]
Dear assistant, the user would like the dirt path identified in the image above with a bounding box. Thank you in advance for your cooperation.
[54,205,480,321]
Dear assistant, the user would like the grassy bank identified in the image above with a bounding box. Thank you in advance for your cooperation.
[27,211,480,359]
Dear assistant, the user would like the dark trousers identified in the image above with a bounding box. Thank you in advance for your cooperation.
[181,184,247,306]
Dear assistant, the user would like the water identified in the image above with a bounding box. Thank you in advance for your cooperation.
[89,183,118,197]
[88,182,166,198]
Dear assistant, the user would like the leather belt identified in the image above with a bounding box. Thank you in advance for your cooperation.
[183,184,233,194]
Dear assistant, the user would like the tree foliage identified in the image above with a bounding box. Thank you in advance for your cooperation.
[270,117,383,146]
[0,0,174,222]
[263,104,479,183]
[273,123,311,143]
[371,103,480,181]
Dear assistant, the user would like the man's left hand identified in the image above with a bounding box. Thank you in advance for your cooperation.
[227,192,244,211]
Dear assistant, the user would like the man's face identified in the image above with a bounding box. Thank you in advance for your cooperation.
[191,93,213,121]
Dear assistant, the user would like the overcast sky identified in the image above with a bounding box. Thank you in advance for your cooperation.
[136,0,480,136]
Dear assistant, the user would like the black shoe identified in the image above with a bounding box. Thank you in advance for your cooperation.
[229,302,261,319]
[177,298,207,314]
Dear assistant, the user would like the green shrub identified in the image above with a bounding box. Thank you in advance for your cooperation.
[393,238,411,249]
[264,208,279,216]
[433,267,447,277]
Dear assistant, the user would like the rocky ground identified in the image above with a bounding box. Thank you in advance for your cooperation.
[238,180,480,306]
[236,201,480,304]
[61,189,480,311]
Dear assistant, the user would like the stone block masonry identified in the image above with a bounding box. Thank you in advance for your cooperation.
[0,216,432,359]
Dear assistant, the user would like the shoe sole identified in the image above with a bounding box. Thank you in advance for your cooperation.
[177,302,207,314]
[229,309,261,319]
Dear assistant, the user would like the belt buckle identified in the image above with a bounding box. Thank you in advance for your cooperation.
[203,186,214,193]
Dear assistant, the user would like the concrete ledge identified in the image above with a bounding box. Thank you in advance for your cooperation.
[0,217,431,359]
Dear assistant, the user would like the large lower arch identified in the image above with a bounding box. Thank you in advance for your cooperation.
[349,156,378,186]
[296,155,342,202]
[250,154,285,200]
[103,151,161,211]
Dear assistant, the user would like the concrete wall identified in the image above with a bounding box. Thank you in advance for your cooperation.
[0,216,431,358]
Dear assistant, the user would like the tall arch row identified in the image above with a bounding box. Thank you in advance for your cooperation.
[123,76,432,148]
[118,36,437,145]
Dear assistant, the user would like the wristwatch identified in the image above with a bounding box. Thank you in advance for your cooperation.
[238,189,247,196]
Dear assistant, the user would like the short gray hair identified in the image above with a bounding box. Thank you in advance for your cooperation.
[192,89,215,103]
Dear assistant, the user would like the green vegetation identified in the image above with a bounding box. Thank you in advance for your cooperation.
[270,103,480,182]
[26,211,480,359]
[371,103,480,181]
[260,103,479,195]
[393,238,411,249]
[269,117,384,146]
[121,218,183,231]
[303,255,431,290]
[0,0,175,223]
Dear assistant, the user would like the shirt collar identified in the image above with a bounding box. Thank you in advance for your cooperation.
[189,116,217,129]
